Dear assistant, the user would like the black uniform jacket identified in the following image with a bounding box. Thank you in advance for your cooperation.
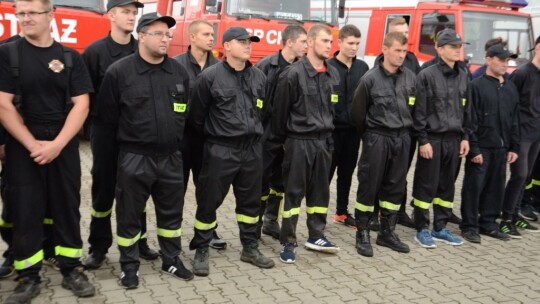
[174,45,219,90]
[469,74,520,157]
[189,59,267,144]
[272,56,340,141]
[413,57,473,145]
[97,52,190,155]
[351,56,416,135]
[375,51,421,75]
[327,52,369,129]
[509,61,540,142]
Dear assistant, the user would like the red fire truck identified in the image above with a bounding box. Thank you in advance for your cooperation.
[342,0,534,71]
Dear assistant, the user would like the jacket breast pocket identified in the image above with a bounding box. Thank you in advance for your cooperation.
[370,88,394,117]
[302,85,320,115]
[213,88,237,119]
[123,86,152,124]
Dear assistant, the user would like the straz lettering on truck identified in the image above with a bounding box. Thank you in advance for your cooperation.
[0,13,78,44]
[246,28,282,45]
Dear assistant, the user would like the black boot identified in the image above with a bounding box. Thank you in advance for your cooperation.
[139,238,160,260]
[376,214,410,253]
[262,192,281,239]
[355,217,373,257]
[368,215,380,231]
[397,210,415,228]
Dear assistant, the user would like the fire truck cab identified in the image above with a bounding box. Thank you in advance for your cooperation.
[138,0,345,62]
[342,0,534,71]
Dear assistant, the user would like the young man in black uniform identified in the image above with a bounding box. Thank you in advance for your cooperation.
[255,24,307,239]
[83,0,160,270]
[327,24,368,229]
[0,0,96,301]
[351,32,415,257]
[173,19,226,250]
[460,44,519,243]
[189,27,275,276]
[273,24,340,264]
[412,29,472,249]
[98,13,194,289]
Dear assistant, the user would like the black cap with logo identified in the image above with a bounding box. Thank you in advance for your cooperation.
[107,0,144,12]
[222,27,260,45]
[486,44,518,59]
[436,29,468,47]
[136,12,176,33]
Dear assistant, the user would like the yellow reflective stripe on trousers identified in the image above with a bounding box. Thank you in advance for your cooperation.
[283,208,300,218]
[14,249,43,270]
[261,195,269,201]
[91,208,112,218]
[194,219,217,231]
[117,231,141,247]
[157,227,182,238]
[355,202,374,212]
[306,206,328,214]
[0,218,13,228]
[269,188,283,196]
[433,197,453,209]
[380,201,400,211]
[43,218,53,225]
[236,214,259,224]
[55,246,83,258]
[527,179,540,189]
[413,198,431,210]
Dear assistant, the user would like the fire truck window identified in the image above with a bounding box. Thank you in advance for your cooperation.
[419,13,455,57]
[384,15,411,34]
[53,0,101,12]
[173,0,185,16]
[225,0,336,24]
[206,0,221,13]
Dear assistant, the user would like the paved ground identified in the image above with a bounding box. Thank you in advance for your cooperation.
[0,140,539,303]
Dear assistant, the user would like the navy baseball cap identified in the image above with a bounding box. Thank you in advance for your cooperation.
[436,29,468,47]
[486,44,518,59]
[107,0,144,12]
[222,27,260,45]
[136,12,176,33]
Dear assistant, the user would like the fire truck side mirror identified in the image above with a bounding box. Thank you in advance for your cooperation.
[339,0,345,18]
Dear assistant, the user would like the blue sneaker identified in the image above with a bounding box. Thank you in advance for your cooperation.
[431,228,463,245]
[279,243,296,264]
[415,229,436,248]
[304,236,340,253]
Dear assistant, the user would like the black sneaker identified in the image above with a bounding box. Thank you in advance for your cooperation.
[193,247,209,277]
[61,267,95,297]
[333,213,357,229]
[519,205,539,222]
[139,238,160,260]
[499,220,522,239]
[162,257,194,281]
[209,230,227,250]
[479,229,510,241]
[120,268,139,289]
[5,277,41,304]
[84,251,107,270]
[461,230,481,243]
[514,216,540,232]
[449,212,462,225]
[0,251,15,278]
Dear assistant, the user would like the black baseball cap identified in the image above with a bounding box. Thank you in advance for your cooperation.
[222,27,260,45]
[528,35,540,52]
[486,44,517,59]
[136,12,176,33]
[107,0,144,12]
[436,29,468,47]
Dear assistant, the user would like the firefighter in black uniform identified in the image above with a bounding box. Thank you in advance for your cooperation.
[0,0,95,301]
[460,44,520,243]
[189,27,275,276]
[351,32,415,257]
[272,24,340,264]
[255,24,307,240]
[173,19,226,250]
[412,29,473,249]
[327,24,369,230]
[97,13,194,289]
[83,0,160,270]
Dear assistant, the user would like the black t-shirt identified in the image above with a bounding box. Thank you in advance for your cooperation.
[0,39,93,123]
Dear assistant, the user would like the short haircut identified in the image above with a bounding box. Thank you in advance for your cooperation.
[188,19,213,35]
[383,31,408,48]
[339,24,361,40]
[484,37,507,51]
[307,24,332,39]
[282,25,307,45]
[14,0,52,11]
[388,17,407,29]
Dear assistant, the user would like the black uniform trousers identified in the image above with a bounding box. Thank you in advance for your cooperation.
[190,141,262,250]
[89,124,147,255]
[460,148,507,232]
[329,128,361,216]
[355,130,410,219]
[522,153,540,209]
[280,138,332,244]
[116,151,184,268]
[412,134,460,231]
[180,123,204,192]
[6,123,83,279]
[502,141,540,219]
[261,138,284,218]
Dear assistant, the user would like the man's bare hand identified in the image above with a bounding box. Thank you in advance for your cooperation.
[419,143,433,159]
[30,140,63,165]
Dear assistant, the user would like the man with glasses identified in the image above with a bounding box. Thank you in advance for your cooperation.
[83,0,160,271]
[0,0,95,302]
[189,27,275,276]
[97,12,194,289]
